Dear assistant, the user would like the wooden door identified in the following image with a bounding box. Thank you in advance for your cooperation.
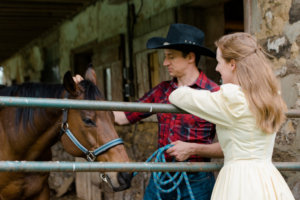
[93,35,125,101]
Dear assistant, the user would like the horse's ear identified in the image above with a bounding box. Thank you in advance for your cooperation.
[84,64,97,85]
[63,71,81,96]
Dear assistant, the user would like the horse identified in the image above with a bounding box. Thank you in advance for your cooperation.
[0,67,132,200]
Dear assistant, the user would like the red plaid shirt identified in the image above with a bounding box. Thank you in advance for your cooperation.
[125,70,220,162]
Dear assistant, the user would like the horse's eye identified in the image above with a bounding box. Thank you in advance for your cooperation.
[82,118,96,126]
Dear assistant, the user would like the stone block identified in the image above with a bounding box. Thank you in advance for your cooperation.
[289,0,300,24]
[295,122,300,150]
[292,179,300,200]
[272,149,297,162]
[280,74,298,108]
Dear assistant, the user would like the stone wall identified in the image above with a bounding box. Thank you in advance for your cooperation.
[251,0,300,198]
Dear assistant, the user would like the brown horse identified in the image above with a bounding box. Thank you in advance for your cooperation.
[0,67,132,200]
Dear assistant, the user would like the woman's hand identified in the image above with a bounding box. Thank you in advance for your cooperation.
[166,141,194,161]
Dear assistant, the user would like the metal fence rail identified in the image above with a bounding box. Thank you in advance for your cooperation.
[0,96,299,117]
[0,96,299,172]
[0,162,300,172]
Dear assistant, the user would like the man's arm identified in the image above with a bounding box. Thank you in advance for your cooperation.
[113,111,130,125]
[191,142,223,158]
[166,141,224,161]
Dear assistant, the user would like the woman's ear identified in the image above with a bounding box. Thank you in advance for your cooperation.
[230,59,236,71]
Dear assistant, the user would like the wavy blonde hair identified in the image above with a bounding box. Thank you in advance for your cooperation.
[215,32,287,133]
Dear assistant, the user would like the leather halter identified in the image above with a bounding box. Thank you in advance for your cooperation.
[60,92,124,162]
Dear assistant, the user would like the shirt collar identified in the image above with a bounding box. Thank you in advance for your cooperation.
[170,69,209,89]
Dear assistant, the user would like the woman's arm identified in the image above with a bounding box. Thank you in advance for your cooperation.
[166,141,224,161]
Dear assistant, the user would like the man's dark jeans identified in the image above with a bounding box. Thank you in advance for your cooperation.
[144,172,215,200]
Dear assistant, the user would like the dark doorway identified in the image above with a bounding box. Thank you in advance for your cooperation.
[41,43,60,83]
[71,40,97,78]
[73,50,93,78]
[224,0,244,34]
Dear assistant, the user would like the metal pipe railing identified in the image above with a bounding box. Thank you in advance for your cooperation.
[0,96,299,173]
[0,162,299,172]
[0,96,299,117]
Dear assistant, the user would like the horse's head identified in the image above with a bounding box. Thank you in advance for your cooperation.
[61,67,132,191]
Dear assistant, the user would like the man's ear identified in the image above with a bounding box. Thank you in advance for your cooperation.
[188,52,196,64]
[84,64,97,85]
[63,71,81,96]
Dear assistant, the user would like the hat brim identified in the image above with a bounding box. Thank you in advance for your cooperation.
[147,37,216,58]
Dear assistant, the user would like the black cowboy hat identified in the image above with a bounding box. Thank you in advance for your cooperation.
[147,23,216,58]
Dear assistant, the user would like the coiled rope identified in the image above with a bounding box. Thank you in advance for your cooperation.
[133,144,195,200]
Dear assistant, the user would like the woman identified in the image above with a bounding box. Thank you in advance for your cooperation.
[168,33,295,200]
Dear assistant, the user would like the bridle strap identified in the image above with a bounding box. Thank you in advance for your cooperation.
[64,127,124,161]
[60,91,124,162]
[62,92,69,124]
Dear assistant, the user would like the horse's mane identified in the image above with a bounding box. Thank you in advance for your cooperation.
[0,80,104,136]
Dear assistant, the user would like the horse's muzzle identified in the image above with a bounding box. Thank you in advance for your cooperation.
[115,172,132,191]
[106,172,132,192]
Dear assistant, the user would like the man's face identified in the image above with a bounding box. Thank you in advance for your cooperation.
[163,49,189,77]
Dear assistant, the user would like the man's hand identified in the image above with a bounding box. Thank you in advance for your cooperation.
[166,141,194,161]
[166,141,224,161]
[113,111,130,125]
[73,75,84,83]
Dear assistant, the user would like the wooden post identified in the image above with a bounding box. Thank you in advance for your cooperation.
[243,0,252,34]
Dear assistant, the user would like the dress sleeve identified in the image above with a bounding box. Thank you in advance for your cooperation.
[169,84,247,127]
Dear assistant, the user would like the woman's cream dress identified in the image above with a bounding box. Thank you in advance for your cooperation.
[169,83,295,200]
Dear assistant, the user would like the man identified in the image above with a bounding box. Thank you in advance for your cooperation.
[74,24,224,200]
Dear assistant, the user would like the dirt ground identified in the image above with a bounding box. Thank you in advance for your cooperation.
[50,191,81,200]
[50,191,82,200]
[50,183,82,200]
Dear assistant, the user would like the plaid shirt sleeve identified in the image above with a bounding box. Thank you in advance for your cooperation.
[125,83,163,124]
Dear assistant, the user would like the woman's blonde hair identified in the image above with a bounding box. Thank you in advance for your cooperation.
[215,32,287,133]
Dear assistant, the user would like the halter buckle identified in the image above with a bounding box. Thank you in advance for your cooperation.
[87,151,96,162]
[100,173,108,183]
[61,123,69,132]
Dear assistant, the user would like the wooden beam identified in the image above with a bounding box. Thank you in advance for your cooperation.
[0,8,74,13]
[0,47,26,51]
[0,35,44,39]
[243,0,251,34]
[0,41,38,45]
[0,38,40,43]
[0,50,19,54]
[0,3,82,10]
[0,30,47,34]
[0,11,67,17]
[0,26,51,30]
[0,16,63,20]
[0,22,58,27]
[0,22,61,27]
[4,0,90,3]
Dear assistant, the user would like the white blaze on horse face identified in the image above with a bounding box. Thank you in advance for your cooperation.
[105,172,120,188]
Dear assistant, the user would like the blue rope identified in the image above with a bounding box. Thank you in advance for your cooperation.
[133,144,195,200]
